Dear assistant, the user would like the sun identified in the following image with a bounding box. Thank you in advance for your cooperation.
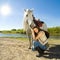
[1,5,11,16]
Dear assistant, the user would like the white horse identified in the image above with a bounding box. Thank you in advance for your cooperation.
[23,9,47,49]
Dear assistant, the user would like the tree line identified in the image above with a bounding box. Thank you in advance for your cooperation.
[48,26,60,36]
[0,26,60,36]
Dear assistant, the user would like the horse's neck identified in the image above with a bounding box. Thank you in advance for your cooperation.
[23,15,35,30]
[23,18,30,31]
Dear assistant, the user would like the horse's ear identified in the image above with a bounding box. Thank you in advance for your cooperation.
[24,9,26,12]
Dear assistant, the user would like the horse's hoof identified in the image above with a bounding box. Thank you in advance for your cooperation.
[28,47,31,49]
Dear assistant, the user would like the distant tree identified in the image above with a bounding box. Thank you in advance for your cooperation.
[11,29,16,31]
[48,26,60,36]
[0,31,2,33]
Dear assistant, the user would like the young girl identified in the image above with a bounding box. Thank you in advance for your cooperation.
[31,26,49,57]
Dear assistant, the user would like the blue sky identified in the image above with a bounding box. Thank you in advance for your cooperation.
[0,0,60,30]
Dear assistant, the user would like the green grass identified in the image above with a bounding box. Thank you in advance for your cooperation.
[1,29,26,34]
[10,37,28,41]
[0,37,28,41]
[0,37,60,45]
[48,39,60,45]
[11,37,60,45]
[15,38,60,45]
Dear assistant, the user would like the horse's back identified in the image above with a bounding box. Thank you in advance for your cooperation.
[40,23,47,31]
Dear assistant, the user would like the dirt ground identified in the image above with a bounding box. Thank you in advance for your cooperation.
[0,38,60,60]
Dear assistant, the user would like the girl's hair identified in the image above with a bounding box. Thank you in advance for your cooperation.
[32,26,41,37]
[33,26,40,32]
[33,26,50,38]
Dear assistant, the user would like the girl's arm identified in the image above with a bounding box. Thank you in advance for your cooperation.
[35,31,43,40]
[31,29,43,40]
[35,31,46,44]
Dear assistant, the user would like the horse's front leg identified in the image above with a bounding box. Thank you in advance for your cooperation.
[28,35,32,49]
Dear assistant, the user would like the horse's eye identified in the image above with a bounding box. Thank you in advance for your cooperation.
[26,14,28,17]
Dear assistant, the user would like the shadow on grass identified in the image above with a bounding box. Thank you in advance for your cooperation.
[43,44,60,59]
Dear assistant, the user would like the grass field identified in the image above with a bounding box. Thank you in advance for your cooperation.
[10,37,60,45]
[48,39,60,45]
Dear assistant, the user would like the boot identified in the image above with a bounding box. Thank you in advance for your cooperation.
[35,46,44,57]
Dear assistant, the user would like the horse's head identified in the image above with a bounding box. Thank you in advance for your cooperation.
[24,9,33,25]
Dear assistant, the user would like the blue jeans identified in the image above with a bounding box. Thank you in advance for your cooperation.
[32,40,47,51]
